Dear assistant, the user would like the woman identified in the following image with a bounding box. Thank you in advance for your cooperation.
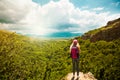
[70,39,80,78]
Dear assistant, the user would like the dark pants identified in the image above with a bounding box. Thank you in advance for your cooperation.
[72,58,79,76]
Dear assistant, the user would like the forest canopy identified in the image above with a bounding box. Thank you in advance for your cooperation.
[0,30,120,80]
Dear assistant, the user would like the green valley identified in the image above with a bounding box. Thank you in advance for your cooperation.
[0,29,120,80]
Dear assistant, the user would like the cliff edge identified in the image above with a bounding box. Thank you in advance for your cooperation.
[62,72,97,80]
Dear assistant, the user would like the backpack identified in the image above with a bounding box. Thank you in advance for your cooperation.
[71,46,79,59]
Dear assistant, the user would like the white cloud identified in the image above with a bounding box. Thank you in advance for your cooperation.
[111,2,120,7]
[0,0,120,35]
[81,6,89,9]
[93,7,104,11]
[0,0,36,23]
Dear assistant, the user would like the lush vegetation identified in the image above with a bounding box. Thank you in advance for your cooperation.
[77,38,120,80]
[0,30,72,80]
[0,30,120,80]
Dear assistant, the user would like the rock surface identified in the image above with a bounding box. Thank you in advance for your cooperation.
[62,72,97,80]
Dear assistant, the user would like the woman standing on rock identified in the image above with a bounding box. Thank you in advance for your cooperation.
[70,39,80,78]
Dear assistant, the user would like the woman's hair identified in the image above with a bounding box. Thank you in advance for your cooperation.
[70,39,80,52]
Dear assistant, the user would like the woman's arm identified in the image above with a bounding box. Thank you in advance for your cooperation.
[70,43,73,53]
[77,43,81,53]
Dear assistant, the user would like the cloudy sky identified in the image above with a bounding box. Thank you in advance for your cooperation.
[0,0,120,36]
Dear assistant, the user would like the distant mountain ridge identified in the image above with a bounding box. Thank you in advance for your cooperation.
[82,18,120,42]
[46,32,83,38]
[24,32,83,38]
